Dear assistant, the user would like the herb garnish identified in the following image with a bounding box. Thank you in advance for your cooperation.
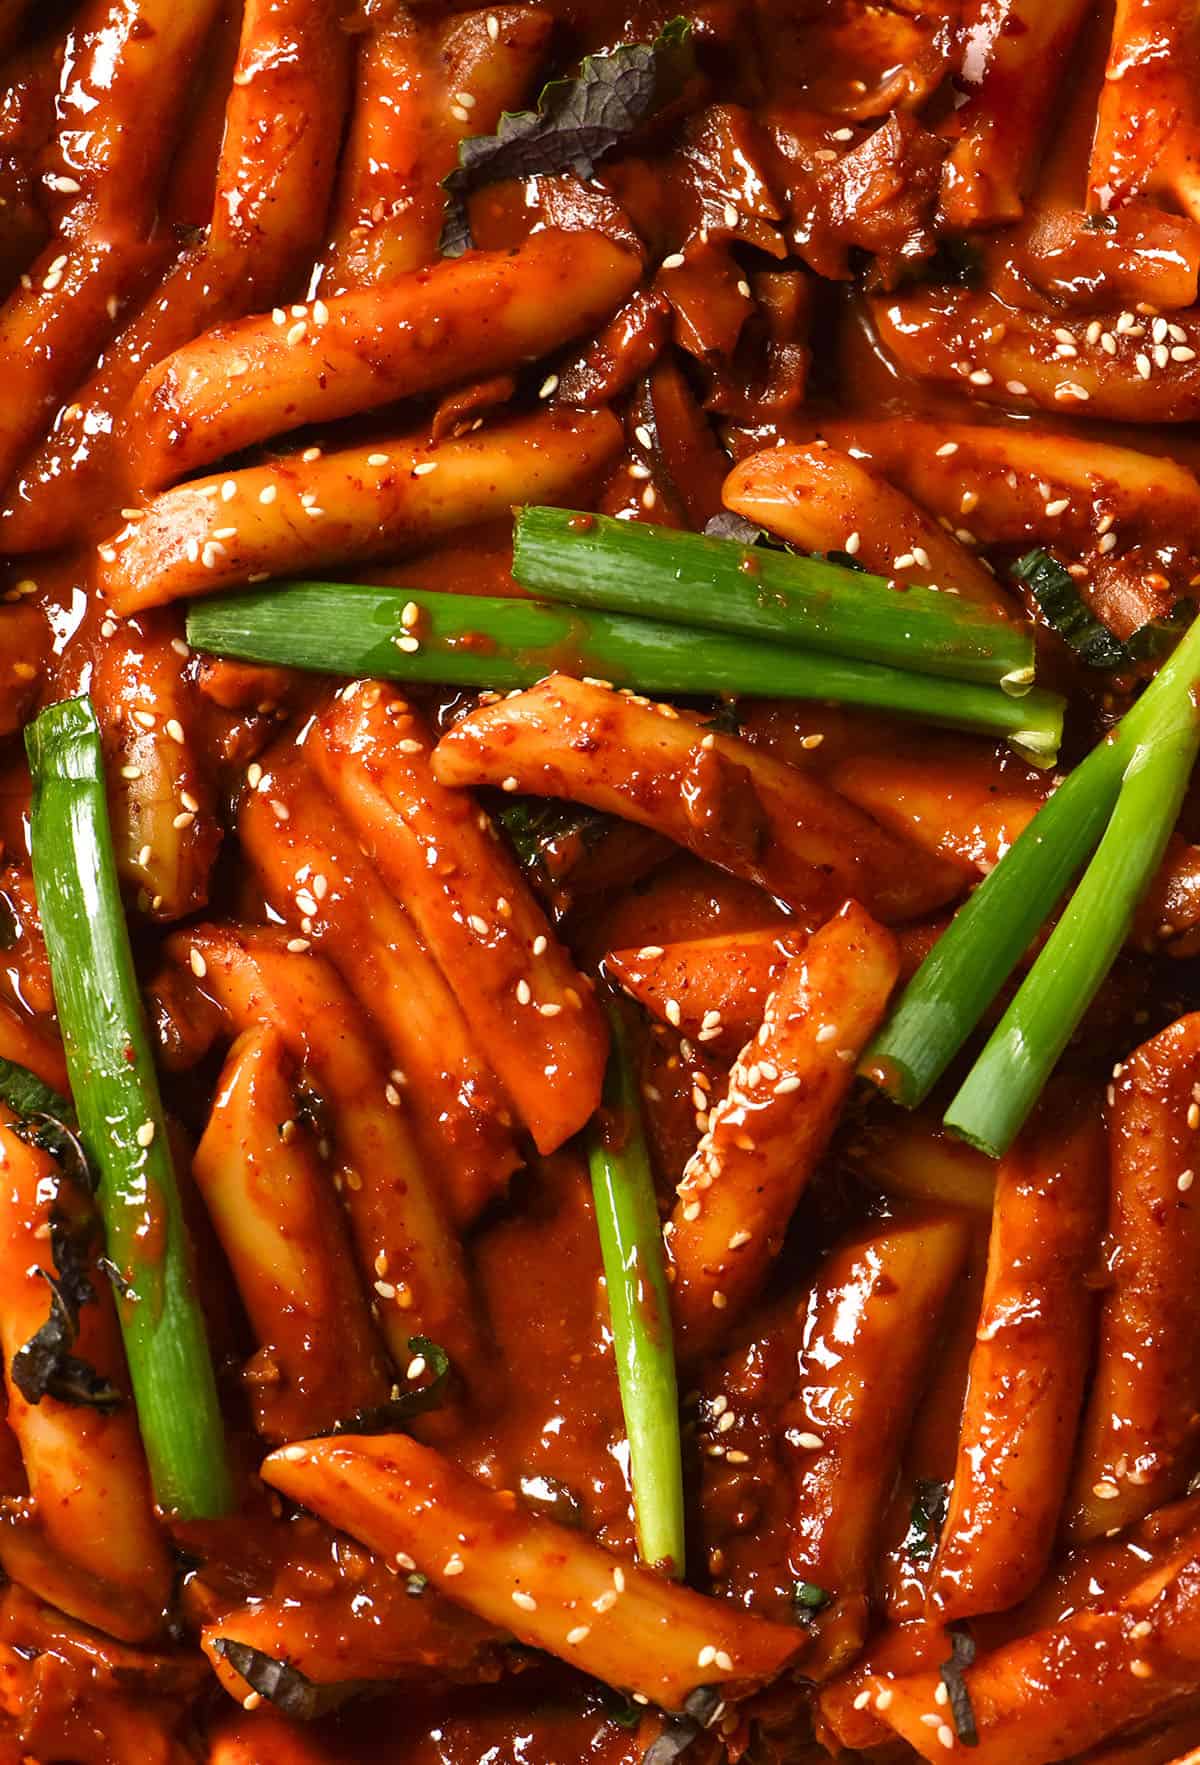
[938,1624,979,1747]
[793,1580,830,1619]
[904,1477,949,1562]
[325,1336,450,1435]
[440,20,694,256]
[211,1638,367,1721]
[12,1216,121,1411]
[1012,548,1130,669]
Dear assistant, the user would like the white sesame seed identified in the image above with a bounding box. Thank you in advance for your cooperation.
[286,321,307,346]
[1044,498,1070,517]
[443,1555,464,1576]
[967,369,993,386]
[937,1726,955,1750]
[697,1645,717,1668]
[1093,1479,1120,1499]
[844,530,861,555]
[538,374,559,399]
[1180,1170,1195,1192]
[661,253,686,270]
[512,1590,537,1611]
[566,1625,590,1644]
[1136,353,1152,380]
[412,461,438,477]
[136,1121,156,1148]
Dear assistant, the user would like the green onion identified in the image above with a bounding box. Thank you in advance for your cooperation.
[187,583,1064,761]
[862,609,1200,1109]
[515,507,1033,686]
[26,699,231,1518]
[588,1000,685,1576]
[1012,548,1129,669]
[946,706,1200,1156]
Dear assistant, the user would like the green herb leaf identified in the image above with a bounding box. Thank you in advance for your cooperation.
[938,1624,979,1748]
[210,1639,368,1721]
[1127,598,1198,662]
[1012,548,1130,670]
[440,19,694,256]
[12,1217,121,1412]
[904,1477,949,1562]
[325,1336,450,1435]
[793,1581,830,1618]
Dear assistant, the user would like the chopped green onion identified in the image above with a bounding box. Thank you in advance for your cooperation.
[26,698,231,1518]
[862,609,1200,1109]
[1013,548,1129,669]
[588,1000,685,1576]
[946,706,1200,1156]
[515,507,1033,685]
[187,582,1064,761]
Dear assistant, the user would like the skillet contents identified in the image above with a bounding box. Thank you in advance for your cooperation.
[4,1,1200,1761]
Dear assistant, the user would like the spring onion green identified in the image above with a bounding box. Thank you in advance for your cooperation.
[26,698,232,1518]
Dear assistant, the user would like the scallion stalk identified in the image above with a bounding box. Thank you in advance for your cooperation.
[26,698,232,1518]
[589,1001,685,1577]
[945,705,1200,1156]
[862,610,1200,1109]
[513,506,1033,686]
[187,583,1064,761]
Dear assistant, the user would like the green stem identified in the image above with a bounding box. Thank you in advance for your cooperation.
[945,705,1200,1157]
[588,1001,685,1577]
[187,583,1063,762]
[513,506,1033,686]
[26,699,232,1519]
[862,610,1200,1109]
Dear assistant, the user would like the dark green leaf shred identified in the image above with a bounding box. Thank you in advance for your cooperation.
[1012,549,1130,670]
[12,1217,121,1412]
[905,1477,949,1562]
[325,1336,450,1435]
[793,1581,830,1619]
[938,1624,979,1748]
[211,1638,367,1721]
[440,19,694,256]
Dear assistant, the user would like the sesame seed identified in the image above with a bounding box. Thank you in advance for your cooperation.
[501,776,519,792]
[567,1625,590,1644]
[1189,1103,1200,1130]
[661,252,686,270]
[532,934,548,956]
[286,937,311,954]
[1093,1479,1120,1499]
[1006,380,1028,396]
[136,1121,155,1147]
[935,1683,949,1706]
[593,1590,617,1613]
[538,374,559,399]
[443,1555,464,1576]
[512,1590,537,1611]
[280,1444,308,1461]
[876,1689,894,1711]
[1181,1170,1195,1192]
[1099,531,1118,553]
[286,321,307,346]
[172,810,195,830]
[1130,1659,1152,1679]
[302,446,322,463]
[368,452,390,467]
[697,1645,717,1668]
[395,1551,416,1571]
[412,461,438,477]
[967,369,993,386]
[1044,498,1070,517]
[1136,353,1152,379]
[844,530,860,555]
[487,12,499,37]
[1173,346,1197,362]
[937,1725,955,1750]
[795,1431,824,1450]
[165,717,185,744]
[936,441,959,457]
[723,202,739,228]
